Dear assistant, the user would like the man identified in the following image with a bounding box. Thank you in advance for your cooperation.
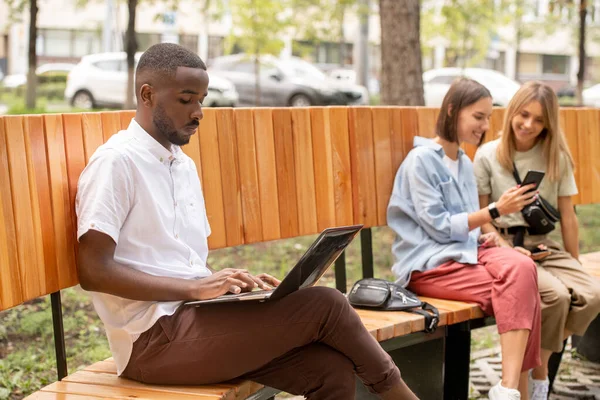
[76,42,417,400]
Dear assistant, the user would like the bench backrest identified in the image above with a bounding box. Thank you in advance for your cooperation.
[1,107,599,311]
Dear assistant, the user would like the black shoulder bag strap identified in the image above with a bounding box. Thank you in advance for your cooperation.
[510,162,526,247]
[408,303,440,334]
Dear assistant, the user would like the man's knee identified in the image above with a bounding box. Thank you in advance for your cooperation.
[303,286,348,306]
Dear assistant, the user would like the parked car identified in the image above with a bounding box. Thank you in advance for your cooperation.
[1,63,76,89]
[328,68,380,94]
[208,54,368,107]
[423,68,521,107]
[65,52,238,109]
[583,84,600,108]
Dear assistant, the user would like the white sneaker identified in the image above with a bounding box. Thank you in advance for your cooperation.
[528,371,549,400]
[488,381,521,400]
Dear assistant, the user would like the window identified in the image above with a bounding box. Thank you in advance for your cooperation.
[180,35,198,53]
[542,55,569,75]
[231,61,256,74]
[518,53,540,75]
[42,30,72,57]
[93,60,125,72]
[73,31,101,57]
[208,36,224,59]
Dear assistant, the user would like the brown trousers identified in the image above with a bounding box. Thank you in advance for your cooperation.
[121,286,402,400]
[504,234,600,352]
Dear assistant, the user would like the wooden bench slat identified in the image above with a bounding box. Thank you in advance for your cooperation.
[118,110,134,130]
[44,114,79,288]
[562,109,582,205]
[234,109,263,243]
[81,113,104,163]
[253,108,281,241]
[272,108,299,237]
[372,107,395,226]
[5,116,46,300]
[62,113,87,282]
[310,108,336,231]
[198,109,227,249]
[216,108,244,247]
[25,391,106,399]
[291,107,318,235]
[328,107,354,226]
[100,112,121,143]
[63,371,253,397]
[41,381,222,399]
[348,107,378,227]
[25,115,59,294]
[0,112,22,309]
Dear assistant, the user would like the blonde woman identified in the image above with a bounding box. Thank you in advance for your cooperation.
[474,81,600,400]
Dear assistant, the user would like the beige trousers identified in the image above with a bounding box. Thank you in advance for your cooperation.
[501,234,600,352]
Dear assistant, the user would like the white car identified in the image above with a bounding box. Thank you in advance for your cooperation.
[583,84,600,108]
[65,52,238,109]
[1,63,76,89]
[423,68,521,107]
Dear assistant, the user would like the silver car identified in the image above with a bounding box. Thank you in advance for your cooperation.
[208,54,368,107]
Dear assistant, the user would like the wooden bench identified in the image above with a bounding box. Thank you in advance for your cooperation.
[1,106,598,400]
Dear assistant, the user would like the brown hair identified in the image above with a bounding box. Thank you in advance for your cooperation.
[435,77,492,143]
[496,81,574,182]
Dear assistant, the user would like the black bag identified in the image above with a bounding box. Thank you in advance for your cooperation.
[347,278,440,333]
[512,163,560,235]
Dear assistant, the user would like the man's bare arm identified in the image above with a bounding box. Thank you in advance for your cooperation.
[77,230,260,301]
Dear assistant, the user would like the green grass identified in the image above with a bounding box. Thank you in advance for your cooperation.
[1,205,599,399]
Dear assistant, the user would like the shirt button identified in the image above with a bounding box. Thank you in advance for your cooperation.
[175,234,179,239]
[174,201,177,206]
[160,157,164,162]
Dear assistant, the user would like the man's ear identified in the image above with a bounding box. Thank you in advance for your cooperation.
[139,84,154,107]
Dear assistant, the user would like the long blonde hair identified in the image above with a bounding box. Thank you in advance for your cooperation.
[497,81,574,182]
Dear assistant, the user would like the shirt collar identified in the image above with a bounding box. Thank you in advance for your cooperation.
[128,118,184,164]
[413,136,464,157]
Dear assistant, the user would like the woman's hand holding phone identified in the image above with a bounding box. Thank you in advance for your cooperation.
[496,184,537,215]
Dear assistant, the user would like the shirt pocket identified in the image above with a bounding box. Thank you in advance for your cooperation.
[438,179,463,214]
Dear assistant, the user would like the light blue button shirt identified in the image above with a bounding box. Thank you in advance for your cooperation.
[387,136,480,286]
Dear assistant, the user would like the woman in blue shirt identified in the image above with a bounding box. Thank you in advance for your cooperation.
[388,78,542,400]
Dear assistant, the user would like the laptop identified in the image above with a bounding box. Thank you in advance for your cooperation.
[185,224,363,306]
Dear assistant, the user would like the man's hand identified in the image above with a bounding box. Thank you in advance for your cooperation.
[191,269,282,300]
[478,232,502,248]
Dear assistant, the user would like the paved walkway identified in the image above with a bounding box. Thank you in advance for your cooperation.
[470,343,599,399]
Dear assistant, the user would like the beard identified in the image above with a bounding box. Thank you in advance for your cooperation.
[152,103,193,146]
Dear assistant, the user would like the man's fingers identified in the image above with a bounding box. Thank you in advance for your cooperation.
[258,273,281,287]
[225,277,247,294]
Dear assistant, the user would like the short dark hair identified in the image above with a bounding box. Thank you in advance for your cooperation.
[435,77,491,143]
[135,43,206,93]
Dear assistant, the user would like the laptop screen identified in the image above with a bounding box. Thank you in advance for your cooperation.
[270,225,362,300]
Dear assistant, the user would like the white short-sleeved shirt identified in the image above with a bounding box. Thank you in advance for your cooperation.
[76,119,212,375]
[473,139,578,228]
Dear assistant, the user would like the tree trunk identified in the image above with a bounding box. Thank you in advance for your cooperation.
[124,0,138,110]
[379,0,424,105]
[576,0,587,106]
[26,0,38,109]
[339,5,345,67]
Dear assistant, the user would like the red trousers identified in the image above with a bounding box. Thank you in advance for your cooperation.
[409,246,542,371]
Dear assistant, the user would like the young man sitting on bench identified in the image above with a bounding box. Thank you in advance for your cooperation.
[75,42,418,400]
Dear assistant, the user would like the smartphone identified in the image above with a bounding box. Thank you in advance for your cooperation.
[531,249,551,260]
[521,170,545,192]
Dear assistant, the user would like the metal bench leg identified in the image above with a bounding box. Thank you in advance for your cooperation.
[444,322,471,400]
[51,291,68,380]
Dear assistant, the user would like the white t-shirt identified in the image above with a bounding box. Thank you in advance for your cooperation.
[76,119,212,375]
[473,138,578,228]
[443,155,460,180]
